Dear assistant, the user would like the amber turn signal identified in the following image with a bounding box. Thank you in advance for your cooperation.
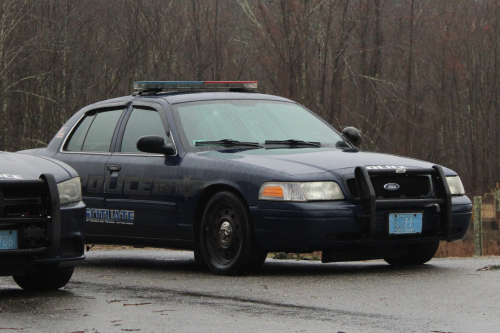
[261,186,284,198]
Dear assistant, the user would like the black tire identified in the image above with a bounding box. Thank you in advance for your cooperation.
[384,241,440,266]
[200,191,267,275]
[193,244,208,270]
[13,266,74,291]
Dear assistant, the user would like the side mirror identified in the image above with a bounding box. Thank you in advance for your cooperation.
[342,127,362,145]
[136,135,176,155]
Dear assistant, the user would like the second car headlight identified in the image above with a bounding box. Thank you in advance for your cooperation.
[446,176,465,195]
[259,182,344,201]
[57,177,82,205]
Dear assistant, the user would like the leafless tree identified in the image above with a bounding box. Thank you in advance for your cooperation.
[1,0,500,195]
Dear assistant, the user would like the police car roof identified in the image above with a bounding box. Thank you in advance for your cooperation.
[157,92,292,104]
[90,91,293,108]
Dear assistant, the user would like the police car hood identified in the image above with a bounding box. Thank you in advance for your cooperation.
[207,148,450,176]
[0,151,75,182]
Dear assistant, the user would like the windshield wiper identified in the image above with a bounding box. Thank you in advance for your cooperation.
[195,139,262,148]
[265,139,321,147]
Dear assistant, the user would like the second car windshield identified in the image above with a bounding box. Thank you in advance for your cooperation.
[172,99,345,150]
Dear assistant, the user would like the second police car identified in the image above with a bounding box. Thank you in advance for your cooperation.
[20,81,472,275]
[1,152,85,290]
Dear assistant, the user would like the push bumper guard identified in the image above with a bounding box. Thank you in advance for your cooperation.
[355,165,452,239]
[0,173,61,259]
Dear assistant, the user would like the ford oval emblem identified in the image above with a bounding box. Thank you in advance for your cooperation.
[384,183,400,191]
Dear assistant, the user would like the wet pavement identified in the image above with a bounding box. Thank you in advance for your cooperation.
[0,250,499,333]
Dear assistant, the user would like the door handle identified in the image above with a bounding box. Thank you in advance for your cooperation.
[107,165,121,172]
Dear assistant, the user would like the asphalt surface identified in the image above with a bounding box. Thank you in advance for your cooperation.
[0,250,499,333]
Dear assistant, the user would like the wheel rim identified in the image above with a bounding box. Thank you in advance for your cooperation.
[205,204,242,266]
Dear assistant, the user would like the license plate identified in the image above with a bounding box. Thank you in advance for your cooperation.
[389,213,422,235]
[0,230,18,250]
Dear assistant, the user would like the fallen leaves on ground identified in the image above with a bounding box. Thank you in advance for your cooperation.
[477,265,500,271]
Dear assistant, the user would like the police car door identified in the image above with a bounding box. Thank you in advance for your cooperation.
[104,102,181,242]
[54,105,128,237]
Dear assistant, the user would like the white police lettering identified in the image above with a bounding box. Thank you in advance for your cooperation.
[366,166,406,170]
[86,208,134,225]
[0,174,23,179]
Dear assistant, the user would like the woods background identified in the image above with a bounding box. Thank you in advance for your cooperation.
[0,0,499,196]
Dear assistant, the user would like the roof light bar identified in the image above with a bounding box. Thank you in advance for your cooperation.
[133,81,258,92]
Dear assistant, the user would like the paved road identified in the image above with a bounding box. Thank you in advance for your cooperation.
[0,250,499,333]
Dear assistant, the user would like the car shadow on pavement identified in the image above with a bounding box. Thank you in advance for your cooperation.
[81,255,205,273]
[0,288,74,298]
[80,250,447,277]
[259,259,441,277]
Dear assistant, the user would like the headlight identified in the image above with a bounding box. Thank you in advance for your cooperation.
[259,182,344,201]
[446,176,465,195]
[57,177,82,205]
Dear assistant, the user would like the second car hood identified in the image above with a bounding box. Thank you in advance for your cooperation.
[199,148,445,176]
[0,151,73,183]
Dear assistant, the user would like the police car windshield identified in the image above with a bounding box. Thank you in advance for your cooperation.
[172,100,345,150]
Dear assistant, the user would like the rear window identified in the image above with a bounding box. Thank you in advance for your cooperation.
[64,109,124,152]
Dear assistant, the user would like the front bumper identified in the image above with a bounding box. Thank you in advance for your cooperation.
[252,197,471,252]
[251,166,472,253]
[0,174,85,276]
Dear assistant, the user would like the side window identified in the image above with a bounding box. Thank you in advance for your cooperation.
[120,108,167,153]
[65,115,95,151]
[64,109,124,152]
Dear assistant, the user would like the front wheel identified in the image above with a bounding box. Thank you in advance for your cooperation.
[13,266,74,291]
[193,244,208,270]
[384,241,440,266]
[200,191,267,275]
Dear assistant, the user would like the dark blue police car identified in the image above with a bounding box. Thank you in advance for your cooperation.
[1,152,85,289]
[20,81,472,275]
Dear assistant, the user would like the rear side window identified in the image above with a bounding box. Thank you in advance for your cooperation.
[120,108,167,153]
[64,109,124,152]
[65,115,95,151]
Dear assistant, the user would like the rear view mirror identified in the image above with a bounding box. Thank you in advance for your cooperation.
[342,127,362,145]
[136,135,176,155]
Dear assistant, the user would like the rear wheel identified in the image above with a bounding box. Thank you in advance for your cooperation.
[384,241,440,266]
[13,266,74,291]
[200,191,266,275]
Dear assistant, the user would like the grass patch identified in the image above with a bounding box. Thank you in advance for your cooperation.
[269,252,321,261]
